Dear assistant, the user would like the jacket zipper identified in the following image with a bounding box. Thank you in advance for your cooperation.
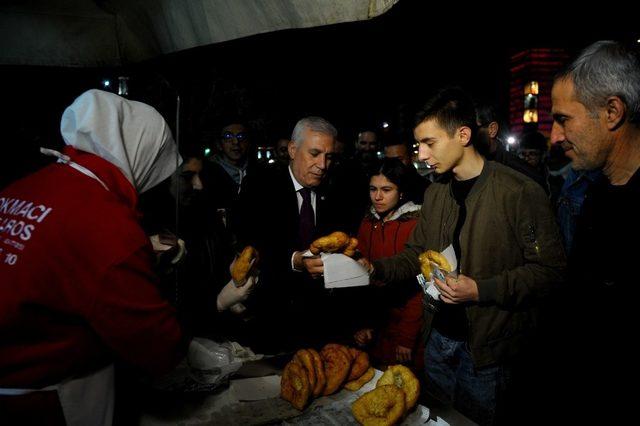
[528,224,540,255]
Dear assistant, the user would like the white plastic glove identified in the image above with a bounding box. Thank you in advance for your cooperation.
[216,275,257,312]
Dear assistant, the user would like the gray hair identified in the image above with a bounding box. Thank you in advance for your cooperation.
[557,40,640,124]
[291,116,337,147]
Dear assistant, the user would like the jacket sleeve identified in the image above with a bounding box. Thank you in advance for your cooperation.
[476,182,566,308]
[89,246,189,376]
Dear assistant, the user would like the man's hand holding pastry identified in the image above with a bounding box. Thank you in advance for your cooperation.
[433,274,479,304]
[293,251,325,278]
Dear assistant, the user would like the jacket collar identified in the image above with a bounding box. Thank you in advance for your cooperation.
[369,201,421,221]
[446,159,493,201]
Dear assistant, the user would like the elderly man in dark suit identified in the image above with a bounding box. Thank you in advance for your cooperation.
[234,116,352,351]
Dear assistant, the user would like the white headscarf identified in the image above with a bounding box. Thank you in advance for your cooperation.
[60,89,181,193]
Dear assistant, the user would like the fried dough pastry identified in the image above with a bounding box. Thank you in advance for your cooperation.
[376,365,420,412]
[231,245,258,284]
[293,349,316,392]
[280,361,310,410]
[352,384,406,426]
[323,343,353,362]
[344,366,375,391]
[342,237,359,257]
[308,348,326,397]
[418,249,451,278]
[347,348,370,381]
[320,346,351,395]
[310,231,350,255]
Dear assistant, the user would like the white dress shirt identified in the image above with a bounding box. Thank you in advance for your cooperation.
[289,166,317,271]
[288,166,316,222]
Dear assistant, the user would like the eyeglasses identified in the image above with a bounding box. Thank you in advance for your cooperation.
[221,131,248,142]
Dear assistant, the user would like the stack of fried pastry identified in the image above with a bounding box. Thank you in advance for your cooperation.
[351,364,420,426]
[280,343,374,410]
[309,232,359,257]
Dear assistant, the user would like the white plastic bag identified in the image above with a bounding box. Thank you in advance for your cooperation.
[187,338,245,385]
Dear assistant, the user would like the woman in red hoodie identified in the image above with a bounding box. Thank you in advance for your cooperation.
[353,158,425,367]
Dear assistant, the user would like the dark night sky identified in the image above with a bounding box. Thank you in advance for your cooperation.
[1,0,637,185]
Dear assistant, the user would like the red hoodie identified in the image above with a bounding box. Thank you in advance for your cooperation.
[0,147,186,389]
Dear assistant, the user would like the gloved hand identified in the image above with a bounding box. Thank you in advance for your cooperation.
[216,275,257,312]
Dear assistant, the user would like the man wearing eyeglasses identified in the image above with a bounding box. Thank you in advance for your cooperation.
[205,121,254,228]
[214,123,252,190]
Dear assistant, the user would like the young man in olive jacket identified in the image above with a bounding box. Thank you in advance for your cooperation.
[365,88,566,424]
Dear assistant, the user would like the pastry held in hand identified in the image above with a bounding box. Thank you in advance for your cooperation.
[342,237,359,258]
[310,231,350,255]
[231,246,258,286]
[418,249,451,278]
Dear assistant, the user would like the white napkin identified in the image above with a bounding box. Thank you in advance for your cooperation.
[322,253,369,288]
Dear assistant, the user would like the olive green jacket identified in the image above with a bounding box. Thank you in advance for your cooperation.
[373,161,566,368]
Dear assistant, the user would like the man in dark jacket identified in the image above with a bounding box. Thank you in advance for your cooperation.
[362,88,565,424]
[549,40,640,422]
[203,121,256,231]
[475,102,548,193]
[234,117,352,351]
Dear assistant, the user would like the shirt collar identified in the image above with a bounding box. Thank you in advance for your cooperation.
[288,165,305,192]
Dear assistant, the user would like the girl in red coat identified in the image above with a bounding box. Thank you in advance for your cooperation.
[353,158,425,367]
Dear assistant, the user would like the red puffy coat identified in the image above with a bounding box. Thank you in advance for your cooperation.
[357,202,423,365]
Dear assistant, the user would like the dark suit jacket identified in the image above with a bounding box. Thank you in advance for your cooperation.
[236,164,347,288]
[233,164,352,349]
